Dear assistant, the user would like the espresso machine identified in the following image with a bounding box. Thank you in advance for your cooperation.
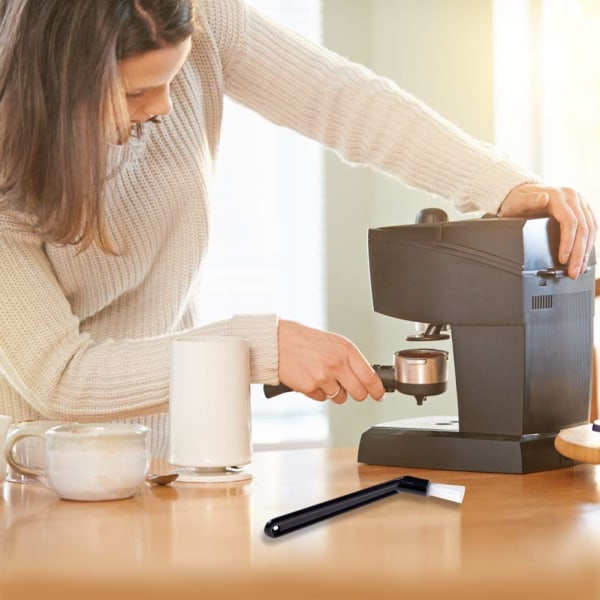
[358,212,595,473]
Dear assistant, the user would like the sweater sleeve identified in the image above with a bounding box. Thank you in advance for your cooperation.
[203,0,539,215]
[0,216,279,421]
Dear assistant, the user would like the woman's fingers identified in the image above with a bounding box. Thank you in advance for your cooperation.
[277,319,385,404]
[499,184,596,278]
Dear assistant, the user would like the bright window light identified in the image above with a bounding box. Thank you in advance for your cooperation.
[197,0,328,450]
[494,0,600,211]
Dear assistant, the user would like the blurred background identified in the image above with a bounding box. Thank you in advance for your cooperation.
[197,0,600,449]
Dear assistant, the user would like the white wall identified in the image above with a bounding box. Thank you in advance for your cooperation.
[322,0,496,445]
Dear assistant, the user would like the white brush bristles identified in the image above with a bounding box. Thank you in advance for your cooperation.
[427,483,466,504]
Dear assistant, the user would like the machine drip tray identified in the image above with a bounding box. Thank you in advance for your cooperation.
[357,416,574,474]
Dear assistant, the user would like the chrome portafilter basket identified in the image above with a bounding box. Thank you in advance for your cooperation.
[373,348,448,405]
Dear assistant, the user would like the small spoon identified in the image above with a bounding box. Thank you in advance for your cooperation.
[146,473,179,486]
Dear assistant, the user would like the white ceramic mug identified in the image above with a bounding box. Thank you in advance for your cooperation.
[169,335,252,482]
[0,414,12,484]
[4,423,149,501]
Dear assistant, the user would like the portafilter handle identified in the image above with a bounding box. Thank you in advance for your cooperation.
[263,365,400,398]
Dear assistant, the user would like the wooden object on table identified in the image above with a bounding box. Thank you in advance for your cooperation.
[555,422,600,463]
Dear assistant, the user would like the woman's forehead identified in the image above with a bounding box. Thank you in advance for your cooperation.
[119,37,192,90]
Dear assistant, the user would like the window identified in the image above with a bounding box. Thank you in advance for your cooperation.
[197,0,329,449]
[494,0,600,210]
[494,0,600,393]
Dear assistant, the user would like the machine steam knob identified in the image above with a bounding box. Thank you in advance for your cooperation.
[415,208,448,224]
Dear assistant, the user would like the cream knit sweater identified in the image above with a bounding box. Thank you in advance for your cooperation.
[0,0,536,456]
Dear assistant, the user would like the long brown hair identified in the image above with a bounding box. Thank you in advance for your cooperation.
[0,0,195,252]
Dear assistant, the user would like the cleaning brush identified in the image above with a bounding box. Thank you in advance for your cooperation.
[264,475,465,538]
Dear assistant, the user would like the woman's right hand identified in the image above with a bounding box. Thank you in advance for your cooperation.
[276,319,385,404]
[499,184,597,278]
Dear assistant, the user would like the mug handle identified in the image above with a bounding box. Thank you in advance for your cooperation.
[4,425,48,481]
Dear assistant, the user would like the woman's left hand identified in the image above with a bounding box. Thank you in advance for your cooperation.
[498,184,597,279]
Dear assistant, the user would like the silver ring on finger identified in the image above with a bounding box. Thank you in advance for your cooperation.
[325,384,342,401]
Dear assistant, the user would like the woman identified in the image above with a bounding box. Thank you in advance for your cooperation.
[0,0,595,456]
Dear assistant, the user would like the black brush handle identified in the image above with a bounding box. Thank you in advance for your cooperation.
[264,476,428,538]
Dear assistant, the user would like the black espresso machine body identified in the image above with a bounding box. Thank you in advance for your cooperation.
[358,217,595,473]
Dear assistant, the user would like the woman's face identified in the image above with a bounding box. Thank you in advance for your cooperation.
[119,37,192,125]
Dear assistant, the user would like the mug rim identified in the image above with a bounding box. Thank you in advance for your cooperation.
[172,334,247,344]
[47,423,149,438]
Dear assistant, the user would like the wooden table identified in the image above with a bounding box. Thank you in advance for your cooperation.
[1,447,600,600]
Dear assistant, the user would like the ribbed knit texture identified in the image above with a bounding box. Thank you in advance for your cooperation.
[0,0,537,456]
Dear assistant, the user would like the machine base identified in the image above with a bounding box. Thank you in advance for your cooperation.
[357,416,575,474]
